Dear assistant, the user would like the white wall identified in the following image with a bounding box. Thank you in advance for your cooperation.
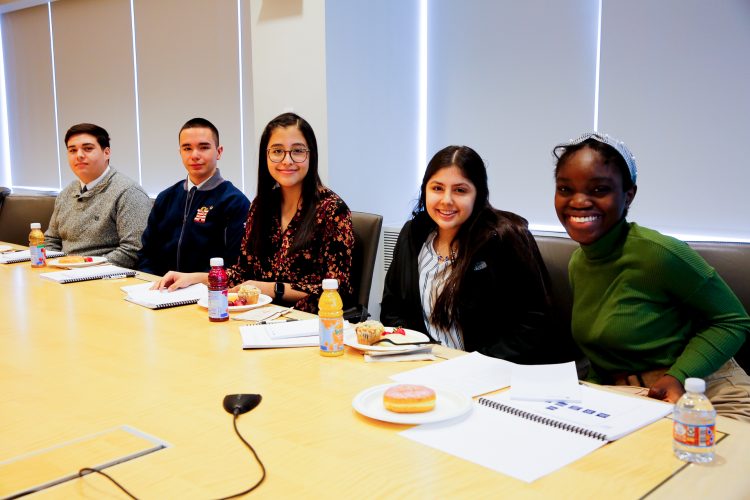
[598,0,750,240]
[427,0,599,231]
[325,0,750,241]
[2,0,749,245]
[53,0,139,187]
[1,4,58,189]
[325,0,421,225]
[134,0,243,195]
[249,0,328,187]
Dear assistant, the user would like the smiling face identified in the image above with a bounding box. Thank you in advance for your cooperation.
[266,126,309,191]
[554,146,636,245]
[425,165,477,241]
[179,127,222,185]
[66,133,110,184]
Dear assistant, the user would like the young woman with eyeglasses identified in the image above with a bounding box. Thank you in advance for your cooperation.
[381,145,567,363]
[553,132,750,420]
[156,113,354,312]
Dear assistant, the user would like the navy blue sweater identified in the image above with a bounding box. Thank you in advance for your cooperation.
[137,171,250,275]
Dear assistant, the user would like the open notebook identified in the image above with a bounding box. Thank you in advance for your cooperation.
[1,249,65,264]
[122,282,207,309]
[402,384,672,483]
[39,265,136,283]
[240,319,320,348]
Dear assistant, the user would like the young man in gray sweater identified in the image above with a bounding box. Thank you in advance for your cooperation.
[45,123,151,268]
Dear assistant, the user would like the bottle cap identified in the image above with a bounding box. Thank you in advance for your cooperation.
[30,222,41,229]
[210,257,224,267]
[684,378,706,393]
[322,278,338,290]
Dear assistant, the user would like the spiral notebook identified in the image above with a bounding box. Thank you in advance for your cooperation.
[402,385,672,483]
[122,282,207,309]
[0,249,65,264]
[39,265,136,284]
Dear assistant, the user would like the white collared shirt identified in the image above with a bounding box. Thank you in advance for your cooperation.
[187,174,213,191]
[418,231,464,350]
[80,166,111,192]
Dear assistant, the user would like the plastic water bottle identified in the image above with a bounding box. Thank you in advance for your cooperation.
[29,222,47,268]
[319,278,344,357]
[207,257,229,322]
[673,377,716,463]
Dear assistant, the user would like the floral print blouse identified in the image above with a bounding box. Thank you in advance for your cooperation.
[227,188,354,313]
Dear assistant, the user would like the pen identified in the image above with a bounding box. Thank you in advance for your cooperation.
[256,318,299,325]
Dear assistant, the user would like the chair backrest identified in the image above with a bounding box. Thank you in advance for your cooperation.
[0,187,10,217]
[0,193,58,245]
[350,211,383,309]
[533,233,750,372]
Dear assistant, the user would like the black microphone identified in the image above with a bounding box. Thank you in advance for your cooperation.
[223,394,262,415]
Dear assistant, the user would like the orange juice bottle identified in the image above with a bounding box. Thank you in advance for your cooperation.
[29,222,47,268]
[319,278,344,357]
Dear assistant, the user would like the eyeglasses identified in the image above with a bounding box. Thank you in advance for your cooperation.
[267,147,309,163]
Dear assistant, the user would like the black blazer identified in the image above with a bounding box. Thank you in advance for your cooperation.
[380,212,567,364]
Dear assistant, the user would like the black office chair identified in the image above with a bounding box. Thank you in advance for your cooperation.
[0,187,10,214]
[344,211,383,323]
[0,193,58,245]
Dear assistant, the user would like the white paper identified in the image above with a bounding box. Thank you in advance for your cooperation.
[261,319,319,339]
[509,361,581,402]
[231,305,288,322]
[390,351,514,397]
[120,282,155,294]
[240,325,318,348]
[402,402,605,483]
[122,282,207,309]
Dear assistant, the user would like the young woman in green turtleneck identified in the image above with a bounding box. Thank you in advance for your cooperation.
[553,132,750,421]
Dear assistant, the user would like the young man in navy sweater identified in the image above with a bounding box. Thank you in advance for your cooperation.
[138,118,250,276]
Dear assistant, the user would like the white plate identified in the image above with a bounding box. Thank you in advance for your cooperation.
[344,326,430,352]
[352,383,473,425]
[49,256,107,268]
[197,293,272,312]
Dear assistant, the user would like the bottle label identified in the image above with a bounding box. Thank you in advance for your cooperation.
[673,420,715,448]
[30,245,46,266]
[208,289,228,319]
[319,316,344,354]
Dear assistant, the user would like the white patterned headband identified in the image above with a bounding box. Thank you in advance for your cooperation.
[553,132,638,185]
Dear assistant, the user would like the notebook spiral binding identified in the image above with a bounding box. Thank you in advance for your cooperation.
[59,270,137,284]
[1,251,65,264]
[153,299,200,309]
[2,256,32,264]
[477,397,608,442]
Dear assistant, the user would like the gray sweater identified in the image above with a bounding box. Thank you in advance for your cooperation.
[45,168,152,268]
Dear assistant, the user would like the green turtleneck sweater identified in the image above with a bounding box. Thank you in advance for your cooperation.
[569,219,749,384]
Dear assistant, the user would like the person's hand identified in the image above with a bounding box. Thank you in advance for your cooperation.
[647,374,685,403]
[152,271,207,291]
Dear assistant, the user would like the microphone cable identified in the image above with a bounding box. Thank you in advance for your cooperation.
[77,406,265,499]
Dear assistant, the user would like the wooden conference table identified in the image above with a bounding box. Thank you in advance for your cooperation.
[1,253,749,498]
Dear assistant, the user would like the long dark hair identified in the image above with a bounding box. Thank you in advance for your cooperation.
[414,146,535,331]
[247,113,323,259]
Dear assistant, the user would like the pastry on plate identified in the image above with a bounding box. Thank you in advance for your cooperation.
[355,320,385,345]
[238,284,260,305]
[383,384,436,413]
[59,256,88,264]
